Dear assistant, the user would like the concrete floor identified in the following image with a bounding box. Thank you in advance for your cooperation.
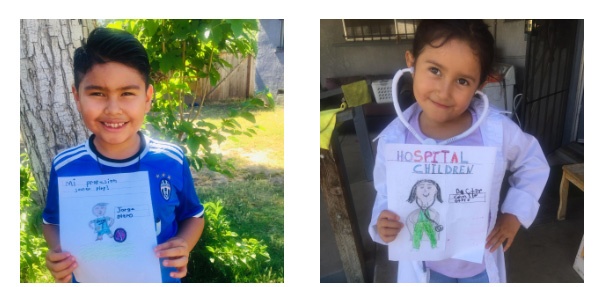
[320,125,584,283]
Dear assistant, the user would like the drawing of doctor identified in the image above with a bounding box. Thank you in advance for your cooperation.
[406,179,444,249]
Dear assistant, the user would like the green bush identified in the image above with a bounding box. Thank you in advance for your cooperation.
[20,154,53,283]
[185,200,280,282]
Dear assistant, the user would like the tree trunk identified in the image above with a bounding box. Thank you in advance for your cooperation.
[20,19,96,206]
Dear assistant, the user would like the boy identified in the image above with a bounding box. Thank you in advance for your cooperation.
[42,27,205,283]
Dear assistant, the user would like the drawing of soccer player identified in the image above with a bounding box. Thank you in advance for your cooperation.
[88,203,114,241]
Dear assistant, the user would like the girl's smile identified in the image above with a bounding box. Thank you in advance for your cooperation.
[430,100,451,109]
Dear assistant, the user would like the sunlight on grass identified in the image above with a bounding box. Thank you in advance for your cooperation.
[201,104,284,171]
[242,150,270,165]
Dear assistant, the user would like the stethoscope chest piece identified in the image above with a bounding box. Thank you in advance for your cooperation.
[423,138,437,145]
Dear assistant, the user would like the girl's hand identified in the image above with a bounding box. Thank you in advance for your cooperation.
[46,249,77,283]
[377,210,403,243]
[486,213,521,252]
[154,236,190,278]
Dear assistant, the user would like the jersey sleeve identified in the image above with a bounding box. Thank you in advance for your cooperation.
[42,166,59,225]
[175,156,204,222]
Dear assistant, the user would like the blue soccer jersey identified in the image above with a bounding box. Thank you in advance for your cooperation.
[42,132,204,283]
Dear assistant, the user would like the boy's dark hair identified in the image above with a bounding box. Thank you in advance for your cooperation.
[73,27,150,89]
[412,19,495,86]
[407,179,443,204]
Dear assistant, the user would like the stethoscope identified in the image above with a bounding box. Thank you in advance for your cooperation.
[391,67,490,146]
[416,196,444,232]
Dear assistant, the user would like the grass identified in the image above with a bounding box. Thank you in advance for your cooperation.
[192,102,284,281]
[199,103,284,171]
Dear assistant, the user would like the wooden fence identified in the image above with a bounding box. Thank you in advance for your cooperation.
[185,53,255,104]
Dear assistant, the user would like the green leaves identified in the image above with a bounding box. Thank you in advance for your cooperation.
[197,200,272,282]
[108,19,262,177]
[158,50,180,73]
[20,154,52,283]
[239,113,256,125]
[228,20,244,38]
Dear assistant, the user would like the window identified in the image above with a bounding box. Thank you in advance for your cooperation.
[342,19,419,42]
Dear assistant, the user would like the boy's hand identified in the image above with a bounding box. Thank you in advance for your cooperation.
[486,213,521,252]
[154,236,190,278]
[45,249,77,283]
[377,210,403,243]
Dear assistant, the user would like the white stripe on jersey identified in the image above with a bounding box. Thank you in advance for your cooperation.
[54,150,89,171]
[149,141,184,165]
[42,218,58,225]
[151,141,185,157]
[193,209,205,218]
[53,144,86,166]
[85,136,145,168]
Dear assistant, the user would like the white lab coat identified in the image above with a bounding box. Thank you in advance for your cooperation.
[368,98,550,282]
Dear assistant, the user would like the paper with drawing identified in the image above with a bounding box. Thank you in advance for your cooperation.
[58,171,161,282]
[385,144,496,263]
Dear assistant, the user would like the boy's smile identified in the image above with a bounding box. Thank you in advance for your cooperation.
[406,38,481,139]
[73,62,153,159]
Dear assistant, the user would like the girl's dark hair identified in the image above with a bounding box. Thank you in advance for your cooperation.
[412,20,495,85]
[407,179,443,204]
[73,27,150,89]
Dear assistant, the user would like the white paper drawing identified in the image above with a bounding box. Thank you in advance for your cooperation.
[58,171,161,282]
[385,144,496,263]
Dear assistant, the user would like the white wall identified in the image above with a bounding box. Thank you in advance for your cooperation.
[255,19,284,96]
[320,19,413,88]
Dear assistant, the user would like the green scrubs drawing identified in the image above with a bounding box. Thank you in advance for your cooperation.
[406,179,443,249]
[413,209,438,248]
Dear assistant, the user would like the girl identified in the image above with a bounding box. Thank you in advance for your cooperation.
[368,20,549,283]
